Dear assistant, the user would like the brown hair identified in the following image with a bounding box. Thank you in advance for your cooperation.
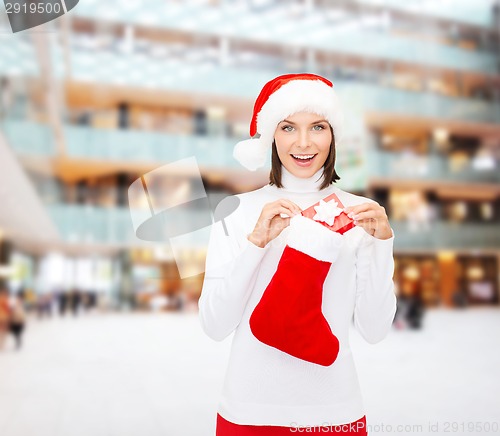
[268,125,341,190]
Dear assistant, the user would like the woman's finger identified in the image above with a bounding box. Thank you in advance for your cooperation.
[351,210,381,221]
[272,202,300,218]
[278,199,302,215]
[344,203,374,216]
[262,206,297,224]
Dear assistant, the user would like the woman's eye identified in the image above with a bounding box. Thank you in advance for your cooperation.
[282,125,293,132]
[313,125,325,131]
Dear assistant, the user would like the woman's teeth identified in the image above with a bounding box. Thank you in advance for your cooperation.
[292,154,316,160]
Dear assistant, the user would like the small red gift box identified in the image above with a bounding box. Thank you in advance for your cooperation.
[301,193,355,235]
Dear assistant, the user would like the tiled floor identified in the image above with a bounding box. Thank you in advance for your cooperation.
[0,308,499,436]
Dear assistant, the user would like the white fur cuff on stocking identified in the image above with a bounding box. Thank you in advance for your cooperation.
[287,214,344,263]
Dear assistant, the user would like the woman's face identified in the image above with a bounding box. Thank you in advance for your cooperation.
[274,111,332,178]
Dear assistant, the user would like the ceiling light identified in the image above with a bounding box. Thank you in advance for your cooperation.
[433,128,449,144]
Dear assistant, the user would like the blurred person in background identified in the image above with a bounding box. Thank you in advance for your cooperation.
[8,292,26,350]
[57,290,69,316]
[394,280,425,330]
[452,287,468,308]
[70,289,82,317]
[0,287,11,350]
[36,292,53,319]
[200,73,397,435]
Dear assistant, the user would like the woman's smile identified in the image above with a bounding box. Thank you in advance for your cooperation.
[290,153,318,167]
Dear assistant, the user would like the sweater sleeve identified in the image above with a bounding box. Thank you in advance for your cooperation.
[352,227,397,344]
[198,209,271,342]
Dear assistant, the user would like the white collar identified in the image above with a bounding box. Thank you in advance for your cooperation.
[278,165,327,193]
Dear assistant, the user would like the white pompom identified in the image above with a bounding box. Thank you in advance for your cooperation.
[233,137,269,171]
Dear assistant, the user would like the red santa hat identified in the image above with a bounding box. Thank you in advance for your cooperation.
[233,73,343,171]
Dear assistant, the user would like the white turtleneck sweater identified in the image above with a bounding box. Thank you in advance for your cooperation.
[198,166,397,428]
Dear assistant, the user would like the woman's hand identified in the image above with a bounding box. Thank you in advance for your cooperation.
[248,199,302,248]
[343,202,393,240]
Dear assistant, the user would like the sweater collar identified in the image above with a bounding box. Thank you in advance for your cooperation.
[278,165,326,193]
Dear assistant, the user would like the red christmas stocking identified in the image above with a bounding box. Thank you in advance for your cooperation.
[249,214,345,366]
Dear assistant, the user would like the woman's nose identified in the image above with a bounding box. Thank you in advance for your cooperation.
[297,129,312,148]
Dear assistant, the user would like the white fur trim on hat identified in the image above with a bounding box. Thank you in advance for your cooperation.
[286,214,344,263]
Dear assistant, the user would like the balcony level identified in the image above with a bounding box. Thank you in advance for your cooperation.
[58,61,500,117]
[3,119,498,186]
[66,0,500,32]
[2,33,498,106]
[1,119,241,168]
[70,1,499,74]
[45,203,500,252]
[3,73,499,163]
[367,150,499,184]
[391,220,500,252]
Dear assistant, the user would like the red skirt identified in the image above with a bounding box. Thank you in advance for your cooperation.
[216,413,368,435]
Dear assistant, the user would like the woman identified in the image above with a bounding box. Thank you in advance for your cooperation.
[199,73,396,435]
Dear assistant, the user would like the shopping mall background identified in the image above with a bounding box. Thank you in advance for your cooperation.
[0,1,499,435]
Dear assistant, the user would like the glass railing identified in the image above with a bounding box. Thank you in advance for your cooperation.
[47,204,213,247]
[63,125,241,167]
[47,203,500,250]
[1,119,248,166]
[360,86,500,124]
[1,120,54,155]
[391,221,500,250]
[48,204,138,245]
[366,149,500,183]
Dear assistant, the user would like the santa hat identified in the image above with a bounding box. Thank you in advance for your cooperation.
[233,73,343,171]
